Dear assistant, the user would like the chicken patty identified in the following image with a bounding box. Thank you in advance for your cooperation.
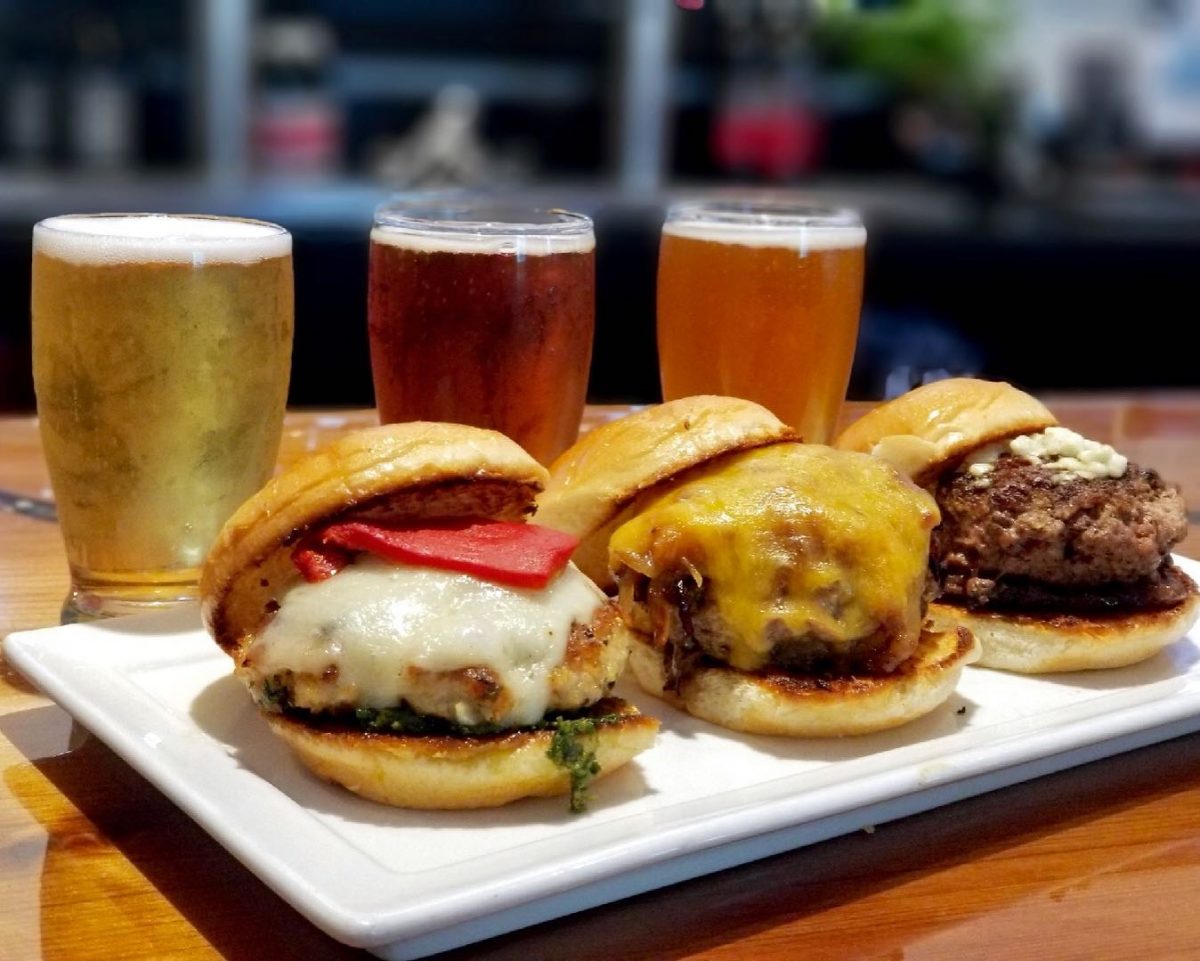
[932,454,1189,611]
[247,601,630,728]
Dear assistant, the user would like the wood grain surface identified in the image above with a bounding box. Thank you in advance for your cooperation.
[2,398,1199,961]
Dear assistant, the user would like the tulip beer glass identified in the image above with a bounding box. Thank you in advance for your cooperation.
[368,199,595,465]
[32,214,294,621]
[657,200,866,443]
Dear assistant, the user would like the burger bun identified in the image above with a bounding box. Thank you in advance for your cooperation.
[926,578,1199,673]
[628,627,980,736]
[266,698,659,810]
[835,378,1057,485]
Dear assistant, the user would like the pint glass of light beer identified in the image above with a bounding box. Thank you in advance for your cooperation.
[32,214,293,621]
[368,199,595,465]
[657,200,865,443]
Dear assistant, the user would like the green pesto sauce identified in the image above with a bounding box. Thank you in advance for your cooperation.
[357,706,622,812]
[546,716,606,814]
[354,703,505,736]
[260,675,289,709]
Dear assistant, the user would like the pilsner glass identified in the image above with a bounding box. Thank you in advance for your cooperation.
[31,214,294,621]
[657,200,866,444]
[368,198,595,465]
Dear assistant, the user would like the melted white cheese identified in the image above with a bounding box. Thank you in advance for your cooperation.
[961,427,1128,486]
[248,556,604,727]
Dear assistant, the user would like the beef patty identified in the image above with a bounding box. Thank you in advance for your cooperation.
[932,454,1189,612]
[617,571,936,686]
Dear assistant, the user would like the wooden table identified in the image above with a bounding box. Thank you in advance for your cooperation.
[3,398,1200,961]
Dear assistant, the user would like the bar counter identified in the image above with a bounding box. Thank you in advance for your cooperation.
[2,397,1199,960]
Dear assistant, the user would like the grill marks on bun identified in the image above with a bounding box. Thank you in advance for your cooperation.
[264,697,658,810]
[628,627,979,737]
[927,594,1199,673]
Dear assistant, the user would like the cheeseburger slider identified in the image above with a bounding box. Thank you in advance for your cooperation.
[538,396,979,736]
[837,378,1199,673]
[200,422,657,811]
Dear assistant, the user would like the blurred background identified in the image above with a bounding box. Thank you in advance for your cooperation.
[2,0,1198,411]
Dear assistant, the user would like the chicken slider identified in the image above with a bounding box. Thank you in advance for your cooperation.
[201,422,657,810]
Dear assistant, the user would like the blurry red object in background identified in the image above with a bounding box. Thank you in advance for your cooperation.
[712,88,824,179]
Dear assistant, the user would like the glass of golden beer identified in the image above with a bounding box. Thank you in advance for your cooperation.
[32,214,294,621]
[657,199,866,443]
[368,198,595,465]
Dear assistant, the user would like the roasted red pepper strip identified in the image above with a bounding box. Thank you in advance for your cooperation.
[292,537,353,583]
[292,519,580,589]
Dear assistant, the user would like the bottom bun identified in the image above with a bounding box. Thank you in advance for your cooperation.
[628,628,979,736]
[265,698,659,810]
[927,584,1200,674]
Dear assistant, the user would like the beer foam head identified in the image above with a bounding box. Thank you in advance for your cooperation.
[34,214,291,265]
[664,201,865,252]
[372,201,593,256]
[371,225,594,256]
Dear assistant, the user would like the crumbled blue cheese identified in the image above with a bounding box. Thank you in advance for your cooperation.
[961,427,1128,486]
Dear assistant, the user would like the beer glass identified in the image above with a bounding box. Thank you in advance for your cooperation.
[368,198,595,465]
[657,200,866,444]
[32,214,294,621]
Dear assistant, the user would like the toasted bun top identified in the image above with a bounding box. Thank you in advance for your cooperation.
[834,378,1057,484]
[201,422,547,655]
[536,396,795,588]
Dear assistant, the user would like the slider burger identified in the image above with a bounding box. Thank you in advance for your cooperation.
[200,422,658,811]
[836,378,1199,672]
[537,396,980,736]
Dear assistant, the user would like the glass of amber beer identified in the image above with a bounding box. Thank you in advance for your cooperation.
[32,214,293,621]
[657,199,866,443]
[368,198,595,465]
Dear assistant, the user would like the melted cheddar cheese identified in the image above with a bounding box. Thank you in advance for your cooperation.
[608,444,939,671]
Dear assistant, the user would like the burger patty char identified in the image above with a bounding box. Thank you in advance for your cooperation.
[618,571,933,686]
[932,454,1189,611]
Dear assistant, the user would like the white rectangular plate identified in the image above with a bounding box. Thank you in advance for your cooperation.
[6,556,1200,959]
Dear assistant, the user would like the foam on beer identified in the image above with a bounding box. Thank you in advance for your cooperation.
[371,226,594,256]
[35,215,291,265]
[663,220,866,253]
